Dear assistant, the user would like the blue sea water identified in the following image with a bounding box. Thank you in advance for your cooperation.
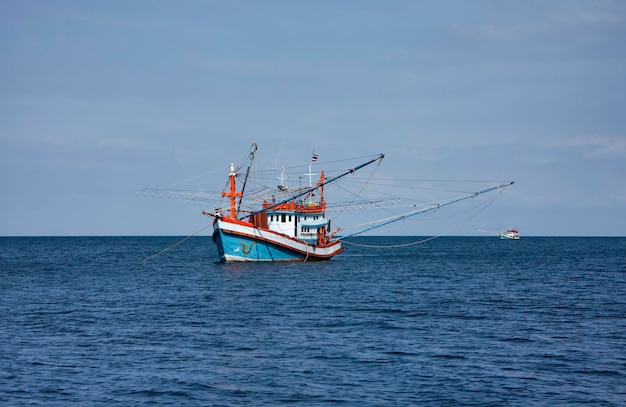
[1,236,625,406]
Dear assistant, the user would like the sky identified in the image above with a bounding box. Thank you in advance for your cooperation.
[1,0,625,237]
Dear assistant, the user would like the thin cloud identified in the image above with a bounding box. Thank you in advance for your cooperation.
[553,1,625,27]
[563,134,626,158]
[449,23,513,42]
[95,137,159,151]
[449,0,625,42]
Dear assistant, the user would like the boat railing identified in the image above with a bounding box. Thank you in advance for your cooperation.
[263,200,296,211]
[295,202,326,213]
[262,200,326,213]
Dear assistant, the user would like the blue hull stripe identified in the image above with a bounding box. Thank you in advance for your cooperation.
[214,229,309,262]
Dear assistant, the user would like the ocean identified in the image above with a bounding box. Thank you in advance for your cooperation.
[1,236,625,406]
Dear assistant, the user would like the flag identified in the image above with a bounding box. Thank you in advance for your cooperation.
[311,152,319,162]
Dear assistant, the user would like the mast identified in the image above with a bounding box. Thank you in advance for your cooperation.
[221,141,256,219]
[222,163,242,218]
[236,141,258,218]
[277,166,288,190]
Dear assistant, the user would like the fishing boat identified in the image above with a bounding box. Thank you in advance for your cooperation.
[499,228,520,240]
[142,141,515,262]
[206,142,384,261]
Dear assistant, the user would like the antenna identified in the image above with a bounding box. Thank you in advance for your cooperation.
[304,163,316,187]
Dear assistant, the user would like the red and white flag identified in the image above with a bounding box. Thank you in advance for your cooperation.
[311,152,319,162]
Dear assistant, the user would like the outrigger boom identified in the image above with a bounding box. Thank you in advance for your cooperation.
[340,181,515,239]
[242,153,385,221]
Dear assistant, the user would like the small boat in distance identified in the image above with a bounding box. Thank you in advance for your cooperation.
[499,228,520,240]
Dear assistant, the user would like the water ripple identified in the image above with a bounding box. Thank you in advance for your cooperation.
[1,236,625,406]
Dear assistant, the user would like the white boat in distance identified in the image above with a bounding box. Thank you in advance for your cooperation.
[499,228,520,240]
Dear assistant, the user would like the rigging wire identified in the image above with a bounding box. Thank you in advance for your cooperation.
[339,188,505,248]
[141,222,213,263]
[273,132,288,169]
[331,157,384,221]
[248,154,385,176]
[157,166,226,189]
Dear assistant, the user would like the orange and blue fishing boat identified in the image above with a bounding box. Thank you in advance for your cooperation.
[208,142,383,261]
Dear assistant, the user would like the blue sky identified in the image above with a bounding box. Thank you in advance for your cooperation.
[1,0,625,236]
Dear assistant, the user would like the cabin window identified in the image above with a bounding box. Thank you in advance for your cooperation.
[281,214,286,223]
[289,215,292,222]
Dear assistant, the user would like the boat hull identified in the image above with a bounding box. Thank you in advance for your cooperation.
[213,218,343,262]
